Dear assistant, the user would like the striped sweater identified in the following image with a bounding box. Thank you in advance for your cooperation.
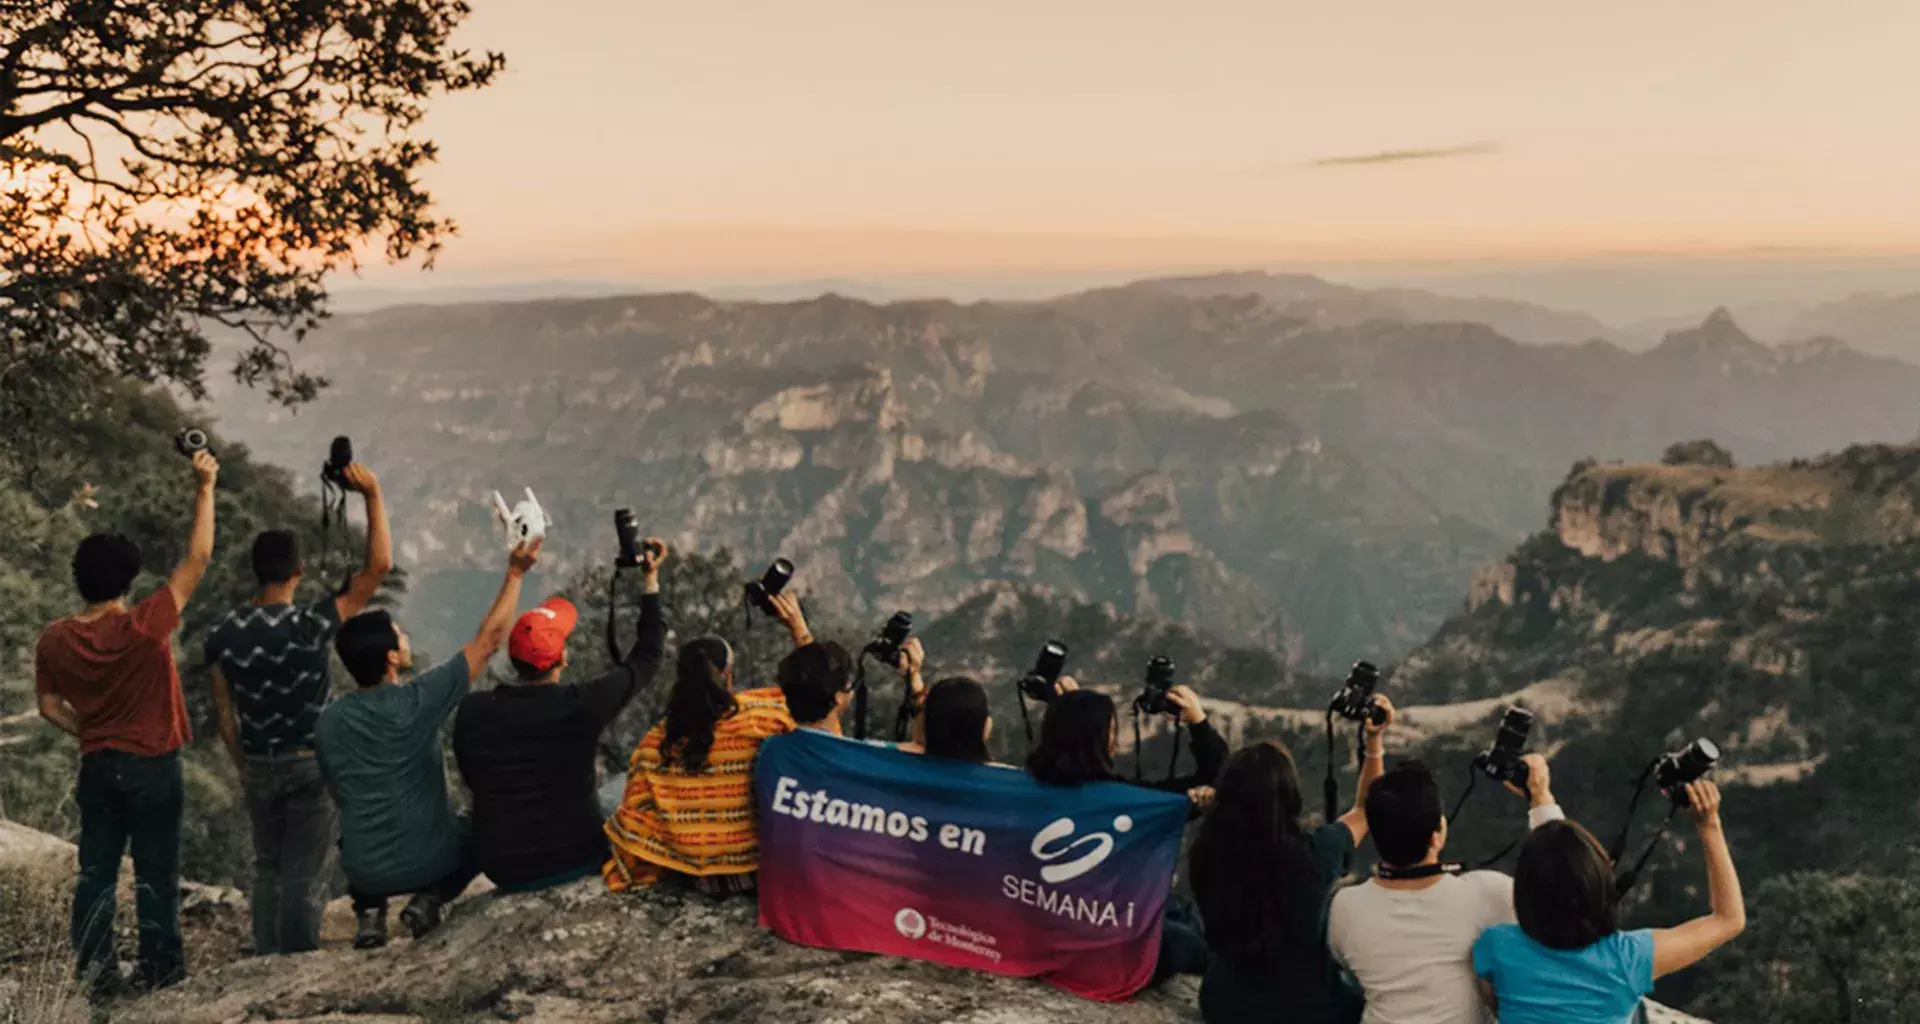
[603,687,795,891]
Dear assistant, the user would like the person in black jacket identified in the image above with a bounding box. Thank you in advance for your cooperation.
[452,538,669,893]
[1024,679,1228,985]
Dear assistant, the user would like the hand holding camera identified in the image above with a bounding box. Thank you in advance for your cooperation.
[1134,656,1177,716]
[1164,684,1208,726]
[190,448,220,490]
[745,558,795,614]
[1683,779,1723,830]
[1363,693,1395,737]
[1656,738,1721,808]
[866,611,914,669]
[340,463,379,496]
[1330,660,1389,727]
[896,637,926,696]
[1018,641,1069,702]
[1511,753,1554,806]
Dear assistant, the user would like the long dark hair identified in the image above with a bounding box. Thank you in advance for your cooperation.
[1187,742,1320,972]
[1026,689,1118,785]
[922,677,991,763]
[1514,820,1620,950]
[660,637,737,773]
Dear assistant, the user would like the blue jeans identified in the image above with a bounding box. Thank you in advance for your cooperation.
[72,749,185,991]
[243,751,336,954]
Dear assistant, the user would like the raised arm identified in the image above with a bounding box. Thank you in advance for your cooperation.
[1651,781,1746,979]
[1162,685,1228,792]
[583,540,670,728]
[333,464,395,621]
[768,591,814,648]
[461,539,540,680]
[165,450,220,611]
[1337,695,1395,845]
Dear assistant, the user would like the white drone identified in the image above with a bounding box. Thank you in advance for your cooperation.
[491,487,548,548]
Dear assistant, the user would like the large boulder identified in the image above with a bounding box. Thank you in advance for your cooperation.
[119,877,1205,1023]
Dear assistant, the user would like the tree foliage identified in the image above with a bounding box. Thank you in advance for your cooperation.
[0,0,502,457]
[1693,867,1920,1024]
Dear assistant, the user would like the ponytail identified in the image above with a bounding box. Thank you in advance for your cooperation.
[661,637,737,773]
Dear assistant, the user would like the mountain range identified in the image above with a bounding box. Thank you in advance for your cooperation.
[204,274,1920,669]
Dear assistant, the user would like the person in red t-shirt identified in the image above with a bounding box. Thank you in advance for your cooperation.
[36,448,219,998]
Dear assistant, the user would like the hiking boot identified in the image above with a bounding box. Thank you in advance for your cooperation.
[400,893,444,939]
[353,907,389,950]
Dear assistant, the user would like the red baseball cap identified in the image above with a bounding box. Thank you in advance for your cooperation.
[508,596,578,673]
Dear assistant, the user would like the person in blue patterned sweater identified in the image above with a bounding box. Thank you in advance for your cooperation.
[204,462,392,955]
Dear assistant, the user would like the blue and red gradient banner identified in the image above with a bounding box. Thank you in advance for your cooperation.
[754,729,1189,1002]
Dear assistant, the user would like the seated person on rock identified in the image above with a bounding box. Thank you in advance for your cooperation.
[316,539,540,947]
[1473,781,1745,1024]
[1187,698,1397,1024]
[454,539,668,894]
[1025,680,1228,985]
[1328,756,1563,1024]
[603,635,796,896]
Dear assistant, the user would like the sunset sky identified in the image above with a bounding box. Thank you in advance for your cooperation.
[378,0,1920,285]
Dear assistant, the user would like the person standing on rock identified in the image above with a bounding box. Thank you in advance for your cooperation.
[453,538,668,894]
[317,537,540,948]
[204,462,392,956]
[35,449,220,998]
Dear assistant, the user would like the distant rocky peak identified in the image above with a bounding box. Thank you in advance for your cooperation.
[1657,307,1770,358]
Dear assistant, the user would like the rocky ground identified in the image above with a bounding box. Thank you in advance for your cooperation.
[5,818,1713,1024]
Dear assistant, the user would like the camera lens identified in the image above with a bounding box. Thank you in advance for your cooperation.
[764,558,795,595]
[883,611,912,645]
[1147,656,1175,688]
[1035,641,1067,682]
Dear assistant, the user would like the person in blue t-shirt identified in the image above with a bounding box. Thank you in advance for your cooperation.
[1472,780,1745,1024]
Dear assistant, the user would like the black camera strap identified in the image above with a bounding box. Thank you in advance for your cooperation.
[1447,765,1479,825]
[1615,804,1681,901]
[1609,760,1661,866]
[1376,861,1464,881]
[852,655,871,742]
[605,568,625,666]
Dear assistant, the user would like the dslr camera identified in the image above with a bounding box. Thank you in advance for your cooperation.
[1473,706,1535,788]
[613,508,665,570]
[745,558,795,616]
[1018,641,1069,702]
[1133,656,1177,716]
[321,435,353,487]
[175,427,211,458]
[865,611,914,668]
[1329,660,1388,726]
[1654,738,1721,807]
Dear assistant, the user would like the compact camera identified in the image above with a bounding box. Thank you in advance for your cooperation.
[1018,641,1069,702]
[1329,660,1388,726]
[175,427,211,458]
[1473,706,1535,788]
[866,611,914,668]
[745,558,795,616]
[491,487,548,548]
[1655,738,1721,807]
[1133,656,1177,716]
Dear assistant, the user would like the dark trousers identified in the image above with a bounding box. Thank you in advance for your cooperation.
[1153,893,1212,985]
[72,749,185,991]
[242,751,336,955]
[348,848,481,914]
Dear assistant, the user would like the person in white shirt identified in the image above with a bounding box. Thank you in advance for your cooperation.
[1327,755,1564,1024]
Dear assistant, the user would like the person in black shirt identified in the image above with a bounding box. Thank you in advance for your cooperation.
[1023,680,1228,984]
[452,538,668,893]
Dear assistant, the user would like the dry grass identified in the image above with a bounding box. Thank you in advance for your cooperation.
[0,865,89,1024]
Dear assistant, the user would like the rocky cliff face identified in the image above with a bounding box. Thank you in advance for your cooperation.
[205,287,1919,672]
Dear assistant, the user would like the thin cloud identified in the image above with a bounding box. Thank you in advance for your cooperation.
[1309,140,1503,168]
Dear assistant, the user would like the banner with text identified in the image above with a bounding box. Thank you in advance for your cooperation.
[754,729,1188,1002]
